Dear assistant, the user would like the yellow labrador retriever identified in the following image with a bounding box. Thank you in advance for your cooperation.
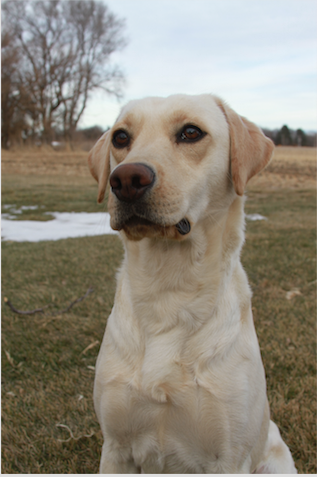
[88,94,297,473]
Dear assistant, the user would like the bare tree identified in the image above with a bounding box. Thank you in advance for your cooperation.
[1,30,36,147]
[2,0,126,146]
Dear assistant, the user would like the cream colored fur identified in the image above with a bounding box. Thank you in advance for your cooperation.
[88,94,297,473]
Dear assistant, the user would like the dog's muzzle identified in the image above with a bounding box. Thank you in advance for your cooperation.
[109,162,191,237]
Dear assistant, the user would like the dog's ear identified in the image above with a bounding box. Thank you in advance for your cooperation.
[215,97,274,196]
[88,130,111,203]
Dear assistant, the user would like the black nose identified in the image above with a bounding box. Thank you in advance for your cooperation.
[110,163,155,203]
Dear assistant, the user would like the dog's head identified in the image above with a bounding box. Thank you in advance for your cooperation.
[88,94,274,241]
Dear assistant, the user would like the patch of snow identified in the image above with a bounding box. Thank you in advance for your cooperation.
[1,205,268,243]
[1,211,117,242]
[20,205,41,211]
[245,214,267,221]
[2,205,45,219]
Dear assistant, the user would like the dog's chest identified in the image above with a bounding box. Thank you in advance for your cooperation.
[98,331,233,473]
[94,268,253,472]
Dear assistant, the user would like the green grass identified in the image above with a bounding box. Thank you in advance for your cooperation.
[1,174,107,220]
[1,176,316,473]
[2,235,122,474]
[243,188,316,472]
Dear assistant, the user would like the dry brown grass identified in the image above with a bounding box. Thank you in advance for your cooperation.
[248,146,316,190]
[2,145,316,186]
[1,145,316,473]
[1,148,91,177]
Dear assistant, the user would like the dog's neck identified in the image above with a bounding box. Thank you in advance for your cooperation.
[119,195,246,332]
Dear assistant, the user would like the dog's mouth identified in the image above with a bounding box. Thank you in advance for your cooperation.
[119,215,191,240]
[124,216,156,228]
[124,216,190,233]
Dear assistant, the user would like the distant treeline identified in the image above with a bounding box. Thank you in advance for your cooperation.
[262,125,316,147]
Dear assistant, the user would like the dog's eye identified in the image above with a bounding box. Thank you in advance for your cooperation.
[178,125,205,143]
[112,130,130,148]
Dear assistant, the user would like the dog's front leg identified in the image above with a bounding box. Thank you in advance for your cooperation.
[99,441,140,474]
[253,421,297,474]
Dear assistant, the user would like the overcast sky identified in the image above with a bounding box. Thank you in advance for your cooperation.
[80,0,317,131]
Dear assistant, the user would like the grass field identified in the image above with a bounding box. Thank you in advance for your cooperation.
[1,146,316,473]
